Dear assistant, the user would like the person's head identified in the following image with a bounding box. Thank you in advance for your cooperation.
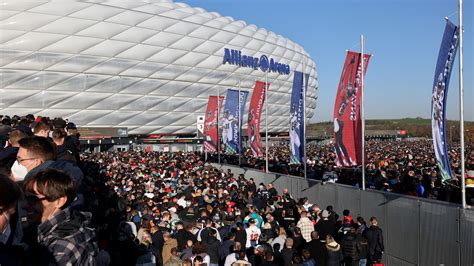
[51,128,67,146]
[300,210,308,218]
[170,247,178,256]
[182,259,192,266]
[33,122,50,138]
[302,249,311,260]
[8,130,27,147]
[311,231,319,240]
[209,228,217,237]
[233,241,242,251]
[192,242,208,255]
[0,174,22,241]
[285,237,294,248]
[264,250,274,261]
[321,210,330,220]
[23,169,76,224]
[52,118,66,130]
[186,239,194,248]
[343,209,350,216]
[278,226,287,236]
[293,227,301,236]
[193,255,204,265]
[140,230,152,246]
[248,218,256,226]
[18,136,56,172]
[266,213,274,222]
[237,250,247,260]
[370,216,378,226]
[326,235,335,243]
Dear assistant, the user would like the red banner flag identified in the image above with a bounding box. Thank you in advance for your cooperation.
[248,81,268,157]
[333,51,371,167]
[203,96,224,152]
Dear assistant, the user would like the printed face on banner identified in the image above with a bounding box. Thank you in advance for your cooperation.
[431,21,459,181]
[203,96,224,152]
[222,89,249,154]
[289,71,304,165]
[333,51,371,167]
[248,81,267,157]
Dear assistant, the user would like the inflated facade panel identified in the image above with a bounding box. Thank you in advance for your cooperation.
[0,0,318,135]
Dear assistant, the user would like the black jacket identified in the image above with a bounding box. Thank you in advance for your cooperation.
[341,233,359,260]
[306,239,327,266]
[356,234,369,259]
[315,219,337,241]
[235,229,247,248]
[281,248,295,266]
[363,225,384,255]
[205,236,222,264]
[325,242,343,266]
[175,229,195,252]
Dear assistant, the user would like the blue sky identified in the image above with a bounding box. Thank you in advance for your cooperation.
[180,0,473,123]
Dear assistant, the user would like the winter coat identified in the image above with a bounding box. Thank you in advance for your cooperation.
[342,233,360,261]
[325,241,343,266]
[175,229,195,252]
[363,225,384,255]
[281,248,296,266]
[164,254,182,266]
[35,208,98,265]
[205,236,223,264]
[356,234,369,260]
[235,229,247,248]
[306,239,327,266]
[315,219,337,241]
[162,238,177,264]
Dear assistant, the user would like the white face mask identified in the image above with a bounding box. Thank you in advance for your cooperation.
[0,213,11,244]
[11,160,28,181]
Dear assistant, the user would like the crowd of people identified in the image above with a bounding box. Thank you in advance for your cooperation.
[0,114,388,265]
[214,138,474,205]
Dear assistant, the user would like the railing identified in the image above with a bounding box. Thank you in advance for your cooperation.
[211,163,474,266]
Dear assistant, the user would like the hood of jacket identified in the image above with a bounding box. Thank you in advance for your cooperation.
[326,241,340,251]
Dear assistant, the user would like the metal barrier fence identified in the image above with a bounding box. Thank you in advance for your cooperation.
[212,163,474,266]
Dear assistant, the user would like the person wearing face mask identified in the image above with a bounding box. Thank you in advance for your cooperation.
[16,136,83,187]
[23,169,98,265]
[0,174,24,265]
[0,130,28,180]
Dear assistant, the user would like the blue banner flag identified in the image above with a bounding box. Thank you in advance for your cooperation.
[289,71,308,165]
[223,89,249,154]
[431,20,459,181]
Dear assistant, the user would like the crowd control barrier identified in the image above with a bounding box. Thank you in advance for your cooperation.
[211,163,474,266]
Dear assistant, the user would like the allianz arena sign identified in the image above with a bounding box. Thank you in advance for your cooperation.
[223,48,291,75]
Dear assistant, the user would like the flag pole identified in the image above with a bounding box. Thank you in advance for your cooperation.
[265,69,269,173]
[217,86,221,165]
[459,0,466,208]
[361,34,366,191]
[238,80,242,167]
[303,59,307,179]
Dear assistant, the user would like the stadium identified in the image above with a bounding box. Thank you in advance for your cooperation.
[0,1,472,266]
[0,0,317,135]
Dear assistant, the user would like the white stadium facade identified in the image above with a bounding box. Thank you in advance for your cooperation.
[0,0,318,135]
